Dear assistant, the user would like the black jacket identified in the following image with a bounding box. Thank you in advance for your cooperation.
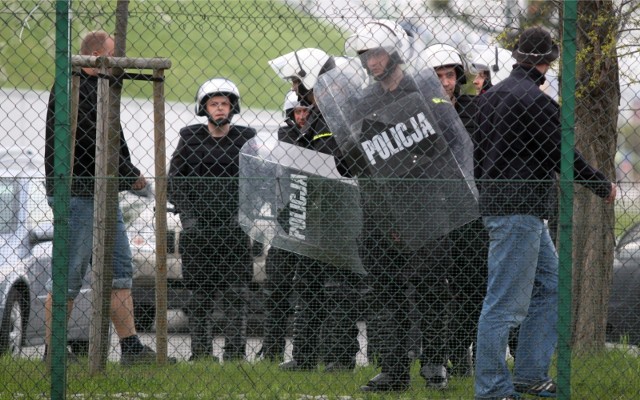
[474,65,612,218]
[297,104,342,156]
[277,122,302,145]
[167,123,256,230]
[45,71,141,197]
[455,94,478,135]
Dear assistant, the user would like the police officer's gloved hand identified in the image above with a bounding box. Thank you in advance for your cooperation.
[249,202,277,246]
[249,217,278,249]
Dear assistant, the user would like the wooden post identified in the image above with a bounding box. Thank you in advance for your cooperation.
[69,55,171,373]
[70,67,80,169]
[89,60,115,373]
[153,67,169,364]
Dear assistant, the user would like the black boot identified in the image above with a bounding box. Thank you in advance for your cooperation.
[361,373,410,392]
[188,291,214,359]
[222,284,247,361]
[286,258,323,369]
[322,276,359,371]
[261,250,293,361]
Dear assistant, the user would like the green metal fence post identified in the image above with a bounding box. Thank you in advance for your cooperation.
[52,0,72,398]
[559,1,579,399]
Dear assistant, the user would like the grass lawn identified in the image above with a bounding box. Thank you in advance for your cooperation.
[2,347,640,399]
[0,0,346,111]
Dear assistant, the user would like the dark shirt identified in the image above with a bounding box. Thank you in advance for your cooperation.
[45,71,141,197]
[277,122,302,145]
[297,105,342,156]
[474,64,612,218]
[455,94,478,135]
[351,74,418,121]
[167,124,256,230]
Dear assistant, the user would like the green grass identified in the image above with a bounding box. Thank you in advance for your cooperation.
[0,0,346,110]
[1,357,473,399]
[3,349,640,399]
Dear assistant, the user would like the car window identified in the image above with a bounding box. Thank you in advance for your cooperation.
[0,178,18,234]
[26,178,53,231]
[616,221,640,252]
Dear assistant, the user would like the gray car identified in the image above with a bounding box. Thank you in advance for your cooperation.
[0,147,92,356]
[607,221,640,345]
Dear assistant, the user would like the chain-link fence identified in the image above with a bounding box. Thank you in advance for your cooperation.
[2,1,640,399]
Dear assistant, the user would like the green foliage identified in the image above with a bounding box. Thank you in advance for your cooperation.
[0,0,346,110]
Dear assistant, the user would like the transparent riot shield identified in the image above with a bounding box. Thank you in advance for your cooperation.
[315,58,479,250]
[238,135,364,273]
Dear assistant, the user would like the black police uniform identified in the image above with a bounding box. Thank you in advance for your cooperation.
[168,123,255,360]
[346,76,452,388]
[259,122,300,360]
[444,94,490,376]
[281,105,362,370]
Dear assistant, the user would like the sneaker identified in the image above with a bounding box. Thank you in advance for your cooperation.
[121,345,177,366]
[420,364,449,390]
[514,379,556,398]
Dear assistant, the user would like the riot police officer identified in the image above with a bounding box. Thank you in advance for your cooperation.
[168,78,255,362]
[266,48,362,371]
[258,92,311,361]
[340,20,456,391]
[422,43,490,377]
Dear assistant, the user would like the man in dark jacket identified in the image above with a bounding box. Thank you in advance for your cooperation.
[168,78,255,362]
[473,27,616,400]
[44,31,158,366]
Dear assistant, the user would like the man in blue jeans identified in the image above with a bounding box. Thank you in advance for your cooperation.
[44,30,165,366]
[473,26,616,399]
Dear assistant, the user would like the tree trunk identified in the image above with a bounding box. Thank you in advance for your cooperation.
[571,0,619,353]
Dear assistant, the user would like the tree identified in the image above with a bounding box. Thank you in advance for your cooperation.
[569,0,620,353]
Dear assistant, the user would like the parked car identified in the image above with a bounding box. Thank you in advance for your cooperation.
[0,147,92,356]
[124,188,272,335]
[120,188,189,331]
[607,221,640,345]
[0,146,186,357]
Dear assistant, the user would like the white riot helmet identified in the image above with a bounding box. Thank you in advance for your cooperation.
[283,91,298,118]
[282,91,311,121]
[268,48,336,98]
[344,19,410,81]
[421,43,468,85]
[195,78,241,125]
[468,45,512,86]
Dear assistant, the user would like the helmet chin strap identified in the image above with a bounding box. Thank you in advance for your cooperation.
[207,112,231,127]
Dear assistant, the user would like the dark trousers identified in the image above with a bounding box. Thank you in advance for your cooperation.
[187,284,247,359]
[180,229,250,359]
[362,233,451,379]
[261,247,296,359]
[447,218,489,371]
[290,255,360,367]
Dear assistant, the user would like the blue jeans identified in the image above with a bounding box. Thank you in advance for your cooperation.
[474,215,558,399]
[47,196,133,298]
